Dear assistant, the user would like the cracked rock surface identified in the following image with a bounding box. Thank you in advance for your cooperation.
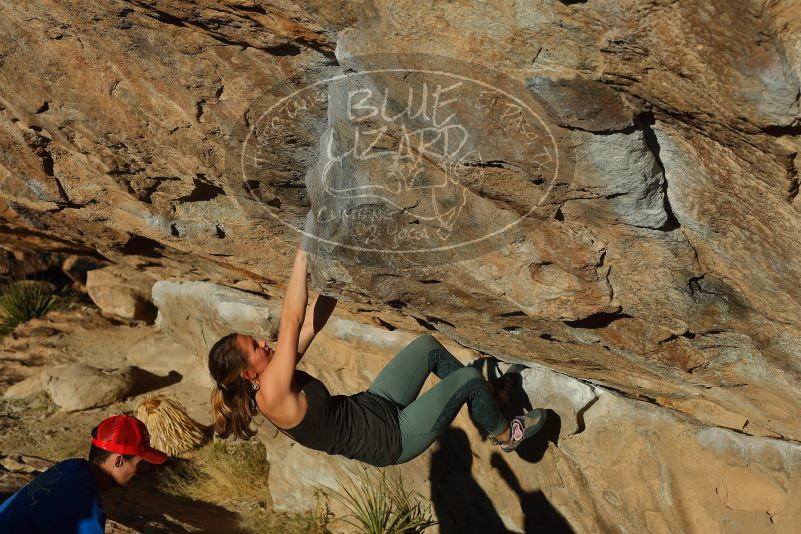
[1,0,801,532]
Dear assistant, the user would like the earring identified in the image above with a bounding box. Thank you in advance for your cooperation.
[251,381,260,392]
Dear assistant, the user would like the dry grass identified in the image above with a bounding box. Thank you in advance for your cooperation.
[156,439,331,533]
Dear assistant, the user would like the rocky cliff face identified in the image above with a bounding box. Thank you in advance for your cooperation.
[1,0,800,532]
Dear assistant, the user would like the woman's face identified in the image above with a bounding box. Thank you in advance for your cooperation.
[236,334,275,379]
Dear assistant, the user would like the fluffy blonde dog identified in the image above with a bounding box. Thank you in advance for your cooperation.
[134,394,208,456]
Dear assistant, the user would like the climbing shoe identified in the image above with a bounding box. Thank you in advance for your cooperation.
[492,408,547,453]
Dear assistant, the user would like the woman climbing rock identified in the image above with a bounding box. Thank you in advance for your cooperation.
[207,240,546,467]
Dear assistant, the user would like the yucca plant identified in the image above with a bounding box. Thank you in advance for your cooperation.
[324,467,436,534]
[0,279,75,336]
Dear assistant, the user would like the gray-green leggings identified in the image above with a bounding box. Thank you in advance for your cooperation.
[367,334,508,464]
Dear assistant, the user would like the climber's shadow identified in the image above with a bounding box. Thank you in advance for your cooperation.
[429,428,512,534]
[490,452,575,534]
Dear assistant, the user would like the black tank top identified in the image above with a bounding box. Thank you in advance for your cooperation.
[278,370,403,467]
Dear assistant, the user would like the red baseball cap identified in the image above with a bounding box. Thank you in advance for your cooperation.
[91,415,168,464]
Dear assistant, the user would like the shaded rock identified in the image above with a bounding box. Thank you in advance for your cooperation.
[654,120,801,324]
[41,363,135,411]
[0,249,65,279]
[456,224,617,321]
[0,0,798,447]
[519,363,598,436]
[0,455,52,474]
[61,254,108,289]
[563,128,668,229]
[86,265,157,322]
[231,279,265,293]
[527,75,636,132]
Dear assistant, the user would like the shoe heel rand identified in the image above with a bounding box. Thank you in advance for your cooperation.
[499,409,547,452]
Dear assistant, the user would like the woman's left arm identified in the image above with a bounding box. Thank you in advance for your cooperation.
[296,294,338,362]
[263,246,308,399]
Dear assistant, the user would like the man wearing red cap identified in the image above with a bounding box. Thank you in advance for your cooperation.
[0,414,167,533]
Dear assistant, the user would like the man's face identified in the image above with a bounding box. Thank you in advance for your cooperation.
[107,455,145,487]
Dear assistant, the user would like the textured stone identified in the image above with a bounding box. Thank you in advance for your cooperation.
[42,363,135,411]
[152,280,282,359]
[1,0,801,530]
[518,364,598,436]
[85,265,157,322]
[562,129,669,229]
[2,374,43,400]
[527,75,636,132]
[150,283,801,532]
[2,0,799,443]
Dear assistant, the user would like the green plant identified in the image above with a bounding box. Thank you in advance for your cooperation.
[325,467,436,534]
[0,280,75,336]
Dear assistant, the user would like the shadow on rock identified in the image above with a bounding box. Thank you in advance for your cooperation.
[429,428,512,534]
[103,466,245,533]
[514,409,562,464]
[494,369,534,422]
[468,360,533,443]
[491,453,574,534]
[469,360,562,463]
[128,368,182,397]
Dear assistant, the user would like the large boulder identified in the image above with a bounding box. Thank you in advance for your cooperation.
[41,363,135,411]
[261,328,801,533]
[151,280,282,361]
[1,0,799,443]
[150,282,801,531]
[86,265,157,323]
[3,374,44,400]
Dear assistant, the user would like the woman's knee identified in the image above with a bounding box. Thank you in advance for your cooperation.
[411,333,442,351]
[450,365,482,383]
